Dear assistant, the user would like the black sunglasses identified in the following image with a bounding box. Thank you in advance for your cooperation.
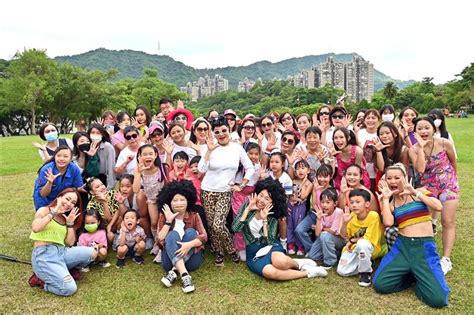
[331,114,345,120]
[281,137,295,145]
[214,129,229,135]
[243,125,255,130]
[261,122,273,128]
[196,127,209,132]
[319,112,330,116]
[125,133,138,140]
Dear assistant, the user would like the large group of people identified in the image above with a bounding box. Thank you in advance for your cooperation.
[27,98,459,308]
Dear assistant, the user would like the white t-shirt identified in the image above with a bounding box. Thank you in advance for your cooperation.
[269,171,293,195]
[173,218,185,239]
[249,217,264,238]
[115,145,140,175]
[261,132,282,153]
[357,129,378,178]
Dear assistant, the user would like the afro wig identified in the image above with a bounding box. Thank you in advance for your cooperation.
[157,180,198,213]
[254,177,287,219]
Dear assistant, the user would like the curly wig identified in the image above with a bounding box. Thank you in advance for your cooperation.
[254,178,287,219]
[157,180,197,213]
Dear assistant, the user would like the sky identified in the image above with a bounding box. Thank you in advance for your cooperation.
[1,0,473,84]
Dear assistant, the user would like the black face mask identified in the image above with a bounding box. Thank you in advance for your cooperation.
[78,143,90,152]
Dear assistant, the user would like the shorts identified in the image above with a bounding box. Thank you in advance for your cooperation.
[246,242,285,277]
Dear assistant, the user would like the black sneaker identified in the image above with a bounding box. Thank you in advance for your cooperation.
[215,253,224,267]
[231,252,240,264]
[116,258,125,269]
[133,255,144,265]
[432,223,437,236]
[358,272,372,287]
[321,263,333,270]
[161,269,178,288]
[181,274,195,293]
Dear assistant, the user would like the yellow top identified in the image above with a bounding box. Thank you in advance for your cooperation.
[30,219,66,246]
[344,211,387,258]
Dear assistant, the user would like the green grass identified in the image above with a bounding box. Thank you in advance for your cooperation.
[1,118,473,313]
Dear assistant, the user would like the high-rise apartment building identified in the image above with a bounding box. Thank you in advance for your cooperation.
[345,56,374,102]
[181,74,229,101]
[318,56,345,90]
[238,78,256,92]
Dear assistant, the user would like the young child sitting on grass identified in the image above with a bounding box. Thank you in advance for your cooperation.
[78,208,110,271]
[337,189,387,287]
[114,209,146,268]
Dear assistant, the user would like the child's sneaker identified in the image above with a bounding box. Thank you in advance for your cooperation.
[302,265,328,278]
[80,266,90,273]
[161,269,178,288]
[358,272,372,287]
[287,243,296,255]
[153,250,162,264]
[116,258,125,268]
[98,261,111,268]
[440,256,452,275]
[150,243,160,256]
[296,247,305,256]
[294,258,317,270]
[181,274,195,293]
[133,255,144,265]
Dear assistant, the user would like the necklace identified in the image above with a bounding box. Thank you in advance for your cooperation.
[423,140,435,164]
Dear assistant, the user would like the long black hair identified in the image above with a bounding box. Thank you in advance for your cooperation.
[137,144,166,182]
[377,121,404,169]
[37,145,73,174]
[428,109,449,139]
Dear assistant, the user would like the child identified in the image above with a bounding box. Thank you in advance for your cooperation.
[158,180,207,293]
[231,142,261,261]
[287,159,313,256]
[189,155,204,180]
[295,164,333,254]
[337,189,387,287]
[86,177,124,224]
[133,144,167,249]
[264,152,293,250]
[115,209,146,268]
[78,208,110,271]
[168,151,190,181]
[338,164,379,212]
[308,188,345,268]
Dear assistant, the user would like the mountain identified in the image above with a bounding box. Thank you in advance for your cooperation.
[55,48,414,91]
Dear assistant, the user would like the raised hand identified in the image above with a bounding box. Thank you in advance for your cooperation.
[131,117,142,128]
[374,137,389,152]
[177,99,184,109]
[399,177,416,197]
[206,134,219,152]
[84,141,99,157]
[258,163,268,180]
[162,140,174,155]
[136,157,150,173]
[343,114,353,128]
[247,193,258,210]
[312,113,319,127]
[377,179,395,201]
[340,177,352,194]
[255,126,263,142]
[260,203,274,220]
[32,142,47,152]
[114,191,126,204]
[414,133,428,148]
[46,168,60,184]
[342,205,352,224]
[319,120,330,132]
[315,207,327,220]
[162,204,178,223]
[328,142,340,157]
[63,207,80,225]
[94,191,107,203]
[266,134,277,152]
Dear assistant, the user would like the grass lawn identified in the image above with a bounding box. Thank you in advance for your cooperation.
[0,118,473,313]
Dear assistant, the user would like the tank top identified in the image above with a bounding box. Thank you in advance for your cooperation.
[393,199,431,229]
[30,219,66,245]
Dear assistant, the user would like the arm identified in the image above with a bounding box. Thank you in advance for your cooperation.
[64,226,77,247]
[299,180,313,200]
[444,139,457,173]
[105,143,117,190]
[133,168,142,194]
[232,201,253,233]
[375,150,385,172]
[354,146,363,166]
[31,207,55,233]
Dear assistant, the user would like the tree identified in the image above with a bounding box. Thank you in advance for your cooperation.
[383,81,398,100]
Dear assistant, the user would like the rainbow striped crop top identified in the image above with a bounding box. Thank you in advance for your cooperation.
[393,200,431,229]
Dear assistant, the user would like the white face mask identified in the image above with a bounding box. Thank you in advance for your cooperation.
[90,135,102,142]
[434,119,442,128]
[382,114,394,122]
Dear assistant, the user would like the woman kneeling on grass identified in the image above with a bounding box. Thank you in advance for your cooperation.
[157,180,207,293]
[373,164,449,308]
[232,178,328,280]
[29,188,97,296]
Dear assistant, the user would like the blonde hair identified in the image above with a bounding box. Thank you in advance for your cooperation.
[385,163,407,177]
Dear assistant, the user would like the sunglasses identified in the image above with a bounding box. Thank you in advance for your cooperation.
[319,112,330,116]
[261,122,273,128]
[331,114,345,120]
[281,116,293,122]
[125,134,138,140]
[281,137,295,145]
[214,129,229,135]
[196,127,208,132]
[150,132,163,138]
[243,125,255,130]
[174,116,187,121]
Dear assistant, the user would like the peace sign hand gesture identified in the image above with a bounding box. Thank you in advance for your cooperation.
[46,168,60,184]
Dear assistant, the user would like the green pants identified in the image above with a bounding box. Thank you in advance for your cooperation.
[373,235,449,308]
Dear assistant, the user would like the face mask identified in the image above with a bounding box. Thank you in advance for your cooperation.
[382,114,394,122]
[434,119,442,128]
[90,135,102,142]
[45,131,58,142]
[78,143,91,152]
[84,223,98,233]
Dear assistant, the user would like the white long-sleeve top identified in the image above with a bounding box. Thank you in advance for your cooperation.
[198,142,255,192]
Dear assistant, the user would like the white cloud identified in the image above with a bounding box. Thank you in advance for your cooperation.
[1,0,472,83]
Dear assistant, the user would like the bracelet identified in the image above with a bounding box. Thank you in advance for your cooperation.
[262,219,268,224]
[415,191,422,199]
[164,221,172,226]
[239,183,245,189]
[66,222,74,228]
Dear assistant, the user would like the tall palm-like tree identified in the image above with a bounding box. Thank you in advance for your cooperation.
[383,81,398,100]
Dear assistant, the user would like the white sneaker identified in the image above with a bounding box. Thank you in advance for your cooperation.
[280,238,287,251]
[294,258,317,270]
[153,249,162,264]
[288,248,296,255]
[302,265,328,278]
[296,249,305,256]
[238,250,247,262]
[150,243,160,255]
[440,256,452,275]
[80,266,90,273]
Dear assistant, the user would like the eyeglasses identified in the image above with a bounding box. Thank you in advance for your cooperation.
[281,116,293,122]
[319,112,330,116]
[243,125,255,130]
[174,116,187,121]
[261,122,273,128]
[331,114,345,120]
[150,132,163,138]
[196,127,208,132]
[281,137,295,145]
[214,129,229,135]
[125,134,138,140]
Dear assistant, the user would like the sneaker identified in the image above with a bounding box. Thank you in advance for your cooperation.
[358,272,372,287]
[231,252,240,264]
[287,243,296,255]
[28,273,44,289]
[238,249,247,262]
[153,250,162,264]
[432,223,437,236]
[181,274,195,293]
[321,263,333,270]
[133,255,144,265]
[215,253,224,267]
[440,256,452,275]
[80,266,90,273]
[294,258,317,270]
[98,261,111,268]
[280,238,288,251]
[150,243,160,256]
[116,258,125,268]
[145,238,154,250]
[296,247,305,256]
[161,269,178,288]
[302,265,328,278]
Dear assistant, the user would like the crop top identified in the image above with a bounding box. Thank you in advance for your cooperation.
[30,219,66,246]
[393,199,431,229]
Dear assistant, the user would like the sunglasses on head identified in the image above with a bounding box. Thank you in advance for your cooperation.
[319,112,330,116]
[174,116,187,121]
[281,137,295,145]
[125,133,138,140]
[214,129,228,135]
[331,114,345,120]
[243,125,255,130]
[261,122,273,128]
[196,127,208,132]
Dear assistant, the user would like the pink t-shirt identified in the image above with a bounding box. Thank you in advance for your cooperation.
[111,131,125,147]
[78,229,108,249]
[320,208,344,235]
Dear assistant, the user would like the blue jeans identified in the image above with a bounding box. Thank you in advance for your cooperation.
[308,231,346,266]
[32,244,94,296]
[162,228,204,272]
[295,211,317,252]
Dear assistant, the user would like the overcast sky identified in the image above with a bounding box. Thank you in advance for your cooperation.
[1,0,472,83]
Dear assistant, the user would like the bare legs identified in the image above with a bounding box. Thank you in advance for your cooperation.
[262,252,308,280]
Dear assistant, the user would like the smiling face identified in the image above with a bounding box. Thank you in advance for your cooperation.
[57,192,78,212]
[213,125,230,145]
[297,116,310,133]
[402,109,417,126]
[333,130,348,150]
[169,125,185,143]
[281,134,296,153]
[225,115,236,129]
[256,189,272,210]
[125,130,140,147]
[378,126,394,145]
[295,164,310,180]
[174,114,188,128]
[173,157,187,171]
[91,179,107,196]
[194,121,209,142]
[156,112,165,123]
[119,178,133,197]
[242,121,256,138]
[345,166,362,187]
[118,114,131,129]
[415,120,435,141]
[349,195,370,216]
[149,129,164,146]
[305,131,321,151]
[260,118,274,135]
[135,109,147,125]
[317,174,331,187]
[318,107,330,123]
[269,155,284,173]
[331,111,345,127]
[247,148,260,164]
[55,149,72,169]
[171,193,188,214]
[123,211,138,231]
[160,102,173,117]
[364,113,379,130]
[281,113,293,128]
[139,146,156,168]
